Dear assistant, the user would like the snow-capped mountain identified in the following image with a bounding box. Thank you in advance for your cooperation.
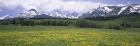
[17,9,38,18]
[119,4,140,14]
[7,4,140,19]
[0,15,9,19]
[47,9,80,19]
[80,4,140,18]
[0,5,25,19]
[16,9,80,19]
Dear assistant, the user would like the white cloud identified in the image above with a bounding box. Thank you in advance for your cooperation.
[117,4,125,6]
[0,0,110,13]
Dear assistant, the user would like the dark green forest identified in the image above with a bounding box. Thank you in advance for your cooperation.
[0,15,140,30]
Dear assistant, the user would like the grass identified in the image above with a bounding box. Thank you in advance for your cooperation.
[0,25,140,46]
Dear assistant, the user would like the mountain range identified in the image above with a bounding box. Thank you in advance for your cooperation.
[79,4,140,19]
[1,4,140,19]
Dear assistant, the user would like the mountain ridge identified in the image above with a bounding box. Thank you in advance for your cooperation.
[1,4,140,19]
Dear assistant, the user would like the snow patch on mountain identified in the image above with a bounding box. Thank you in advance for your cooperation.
[118,6,128,15]
[104,7,113,12]
[0,15,9,19]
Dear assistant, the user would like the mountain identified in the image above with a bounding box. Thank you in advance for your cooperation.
[16,9,80,19]
[80,4,140,19]
[0,6,25,19]
[3,4,139,19]
[0,15,9,19]
[48,9,80,19]
[33,14,54,19]
[118,4,140,15]
[17,9,38,18]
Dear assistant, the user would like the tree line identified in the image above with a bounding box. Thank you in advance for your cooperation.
[0,17,140,30]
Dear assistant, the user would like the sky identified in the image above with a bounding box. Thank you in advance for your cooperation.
[0,0,140,17]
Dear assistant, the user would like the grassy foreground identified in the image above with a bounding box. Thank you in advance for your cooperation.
[0,25,140,46]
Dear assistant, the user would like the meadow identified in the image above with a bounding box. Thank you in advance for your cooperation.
[0,25,140,46]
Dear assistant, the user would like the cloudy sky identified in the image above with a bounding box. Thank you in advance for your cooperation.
[0,0,140,17]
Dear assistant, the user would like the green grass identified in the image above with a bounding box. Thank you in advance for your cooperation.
[0,25,140,46]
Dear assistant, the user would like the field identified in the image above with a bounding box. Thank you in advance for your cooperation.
[0,25,140,46]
